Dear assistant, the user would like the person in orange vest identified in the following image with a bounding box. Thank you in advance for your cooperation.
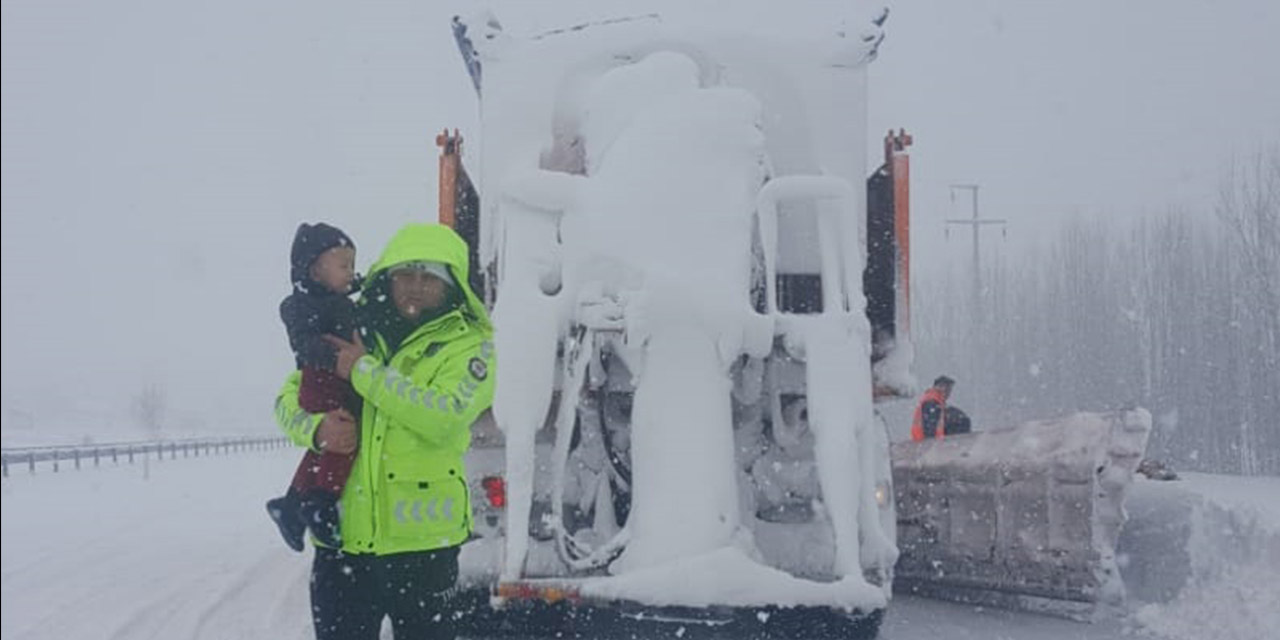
[911,375,970,441]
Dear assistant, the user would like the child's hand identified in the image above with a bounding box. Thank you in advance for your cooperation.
[315,408,358,454]
[325,331,366,380]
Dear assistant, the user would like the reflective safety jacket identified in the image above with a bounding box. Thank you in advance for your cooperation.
[910,387,947,442]
[275,224,495,555]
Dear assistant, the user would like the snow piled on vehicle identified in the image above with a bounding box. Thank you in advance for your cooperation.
[472,9,890,610]
[583,546,886,609]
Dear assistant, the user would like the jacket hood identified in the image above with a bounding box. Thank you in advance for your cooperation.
[362,223,491,333]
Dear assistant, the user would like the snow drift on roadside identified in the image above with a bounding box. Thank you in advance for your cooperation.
[1122,473,1280,640]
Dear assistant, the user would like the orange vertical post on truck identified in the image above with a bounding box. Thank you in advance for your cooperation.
[888,129,912,335]
[437,129,463,227]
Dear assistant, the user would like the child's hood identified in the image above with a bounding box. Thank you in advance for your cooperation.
[290,223,356,293]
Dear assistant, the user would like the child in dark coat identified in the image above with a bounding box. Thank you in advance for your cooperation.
[265,222,361,551]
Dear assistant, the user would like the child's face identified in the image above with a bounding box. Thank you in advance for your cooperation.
[310,246,356,293]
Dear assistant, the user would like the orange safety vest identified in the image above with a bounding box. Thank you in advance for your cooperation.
[910,387,947,441]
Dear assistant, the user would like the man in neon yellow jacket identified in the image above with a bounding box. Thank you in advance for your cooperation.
[274,223,495,640]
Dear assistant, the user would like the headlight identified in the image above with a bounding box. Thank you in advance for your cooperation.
[874,481,891,508]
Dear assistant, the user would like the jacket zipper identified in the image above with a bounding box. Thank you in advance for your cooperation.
[367,313,471,551]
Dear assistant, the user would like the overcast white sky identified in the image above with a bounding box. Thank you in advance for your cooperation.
[2,0,1277,438]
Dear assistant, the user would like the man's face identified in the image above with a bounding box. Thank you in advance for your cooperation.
[938,384,954,400]
[390,268,449,321]
[309,246,356,294]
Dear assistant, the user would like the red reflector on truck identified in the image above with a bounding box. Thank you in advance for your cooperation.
[482,475,506,508]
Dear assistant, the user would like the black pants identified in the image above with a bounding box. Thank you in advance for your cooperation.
[311,546,460,640]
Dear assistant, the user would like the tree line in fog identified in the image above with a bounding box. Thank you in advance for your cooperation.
[913,149,1279,475]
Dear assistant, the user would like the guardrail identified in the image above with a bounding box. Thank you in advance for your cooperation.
[1,436,291,478]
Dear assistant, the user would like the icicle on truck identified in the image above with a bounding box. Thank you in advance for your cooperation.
[433,11,1152,639]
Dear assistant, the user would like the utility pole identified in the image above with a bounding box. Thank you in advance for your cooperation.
[946,184,1007,318]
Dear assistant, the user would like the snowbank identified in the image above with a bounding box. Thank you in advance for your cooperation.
[1122,473,1280,640]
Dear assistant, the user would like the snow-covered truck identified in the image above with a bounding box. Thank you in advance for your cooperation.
[436,10,1153,638]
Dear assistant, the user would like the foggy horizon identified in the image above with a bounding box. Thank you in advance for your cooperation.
[3,0,1278,457]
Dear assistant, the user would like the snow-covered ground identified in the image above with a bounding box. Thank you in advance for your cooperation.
[1121,474,1280,640]
[3,445,1274,640]
[1,448,314,640]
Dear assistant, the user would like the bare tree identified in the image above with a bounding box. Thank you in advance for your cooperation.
[911,148,1280,475]
[1214,147,1280,475]
[131,384,167,439]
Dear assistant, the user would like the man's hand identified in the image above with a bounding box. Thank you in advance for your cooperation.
[315,408,358,454]
[324,331,367,381]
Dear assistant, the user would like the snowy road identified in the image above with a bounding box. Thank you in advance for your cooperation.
[1,449,315,640]
[0,448,1173,640]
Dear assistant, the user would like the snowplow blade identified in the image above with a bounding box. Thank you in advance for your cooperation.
[890,409,1152,620]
